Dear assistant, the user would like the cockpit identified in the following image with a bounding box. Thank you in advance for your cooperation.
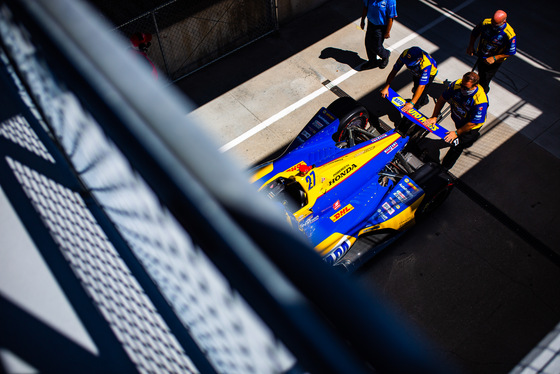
[262,177,307,213]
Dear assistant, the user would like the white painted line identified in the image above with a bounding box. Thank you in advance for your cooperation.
[220,1,478,153]
[219,86,327,152]
[220,0,553,153]
[219,68,360,152]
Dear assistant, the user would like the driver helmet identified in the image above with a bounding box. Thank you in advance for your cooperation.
[266,178,287,199]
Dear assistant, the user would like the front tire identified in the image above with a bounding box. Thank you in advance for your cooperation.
[417,184,452,218]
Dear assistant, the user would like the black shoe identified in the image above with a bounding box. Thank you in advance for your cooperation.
[360,60,379,70]
[379,52,391,69]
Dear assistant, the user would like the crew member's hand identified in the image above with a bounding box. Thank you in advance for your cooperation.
[360,19,365,30]
[425,117,437,127]
[384,31,391,39]
[484,56,497,64]
[402,102,414,113]
[466,45,474,56]
[380,87,389,98]
[444,130,458,144]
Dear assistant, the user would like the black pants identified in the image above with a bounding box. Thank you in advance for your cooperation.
[365,22,390,61]
[412,74,435,109]
[417,128,480,169]
[476,57,502,93]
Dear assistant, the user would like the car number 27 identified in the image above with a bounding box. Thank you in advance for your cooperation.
[306,171,316,190]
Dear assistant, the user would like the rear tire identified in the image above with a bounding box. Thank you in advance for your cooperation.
[327,97,370,144]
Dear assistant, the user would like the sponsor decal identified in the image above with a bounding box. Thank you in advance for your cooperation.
[395,105,440,132]
[406,108,440,131]
[330,204,354,222]
[312,119,324,130]
[384,142,398,154]
[401,185,412,197]
[361,225,380,234]
[302,214,319,226]
[377,208,388,220]
[391,96,406,107]
[382,202,395,215]
[320,109,335,121]
[328,164,357,186]
[334,164,349,175]
[389,197,400,210]
[454,106,466,116]
[324,239,352,265]
[395,190,406,202]
[333,200,341,210]
[286,162,306,172]
[353,145,377,158]
[405,179,418,191]
[372,133,389,142]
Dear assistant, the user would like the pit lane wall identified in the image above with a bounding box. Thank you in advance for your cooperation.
[0,0,453,373]
[277,0,331,23]
[107,0,329,81]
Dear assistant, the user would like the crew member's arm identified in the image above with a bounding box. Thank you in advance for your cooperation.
[403,83,426,112]
[483,54,509,64]
[380,68,398,98]
[360,6,367,30]
[425,95,446,126]
[384,17,394,38]
[466,23,482,55]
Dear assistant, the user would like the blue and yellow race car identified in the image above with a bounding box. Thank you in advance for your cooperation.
[251,94,454,271]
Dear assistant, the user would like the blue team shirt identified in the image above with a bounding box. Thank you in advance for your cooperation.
[393,48,438,85]
[442,79,489,129]
[472,19,517,59]
[364,0,397,26]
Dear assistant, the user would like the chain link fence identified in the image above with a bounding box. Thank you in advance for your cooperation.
[114,0,278,81]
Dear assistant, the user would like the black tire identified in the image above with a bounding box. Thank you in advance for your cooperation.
[327,97,370,143]
[417,184,452,218]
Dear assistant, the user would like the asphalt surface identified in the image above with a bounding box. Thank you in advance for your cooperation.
[176,1,560,373]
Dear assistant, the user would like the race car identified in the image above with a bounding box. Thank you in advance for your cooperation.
[250,94,454,272]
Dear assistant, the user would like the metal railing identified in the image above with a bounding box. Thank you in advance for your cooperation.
[0,0,454,372]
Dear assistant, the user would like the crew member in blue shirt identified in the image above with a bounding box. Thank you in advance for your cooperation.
[380,46,438,112]
[467,10,516,93]
[360,0,397,70]
[423,72,489,169]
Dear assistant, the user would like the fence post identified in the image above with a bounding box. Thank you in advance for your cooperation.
[152,10,170,79]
